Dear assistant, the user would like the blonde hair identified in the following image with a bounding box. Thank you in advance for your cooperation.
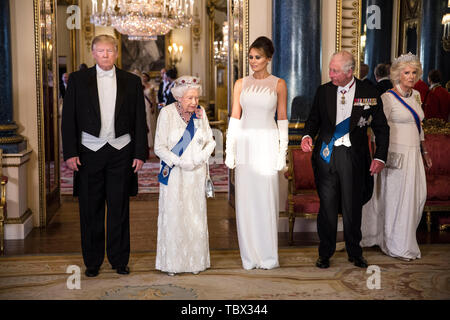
[91,34,118,51]
[390,53,423,85]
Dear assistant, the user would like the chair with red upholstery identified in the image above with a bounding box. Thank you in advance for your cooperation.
[423,132,450,232]
[284,146,320,245]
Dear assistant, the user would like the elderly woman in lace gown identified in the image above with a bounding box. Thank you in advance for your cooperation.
[154,76,215,276]
[361,53,432,261]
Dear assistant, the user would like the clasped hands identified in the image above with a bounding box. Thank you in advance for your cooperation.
[173,152,207,171]
[301,136,385,175]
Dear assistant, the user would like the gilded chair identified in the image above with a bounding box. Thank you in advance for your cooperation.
[0,149,8,253]
[282,145,320,245]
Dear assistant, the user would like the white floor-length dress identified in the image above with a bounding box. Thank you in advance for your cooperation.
[361,89,426,260]
[154,104,216,273]
[235,74,280,270]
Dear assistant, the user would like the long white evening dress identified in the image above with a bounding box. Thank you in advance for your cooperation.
[361,89,426,260]
[235,74,280,270]
[154,103,216,273]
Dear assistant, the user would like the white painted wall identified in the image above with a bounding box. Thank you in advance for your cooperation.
[321,0,337,84]
[9,0,40,226]
[249,0,273,73]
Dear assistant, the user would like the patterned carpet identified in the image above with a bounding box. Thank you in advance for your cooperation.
[0,245,449,300]
[61,159,228,194]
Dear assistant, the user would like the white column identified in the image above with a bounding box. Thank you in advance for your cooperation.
[2,149,33,239]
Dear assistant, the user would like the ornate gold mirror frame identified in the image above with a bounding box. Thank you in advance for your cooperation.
[34,0,61,227]
[226,0,248,207]
[336,0,362,77]
[228,0,248,114]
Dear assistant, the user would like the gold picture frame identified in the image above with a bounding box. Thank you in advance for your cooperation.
[33,0,61,227]
[336,0,362,78]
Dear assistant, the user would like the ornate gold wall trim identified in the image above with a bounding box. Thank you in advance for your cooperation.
[5,209,33,225]
[0,124,18,131]
[243,0,249,77]
[336,0,362,77]
[33,0,47,228]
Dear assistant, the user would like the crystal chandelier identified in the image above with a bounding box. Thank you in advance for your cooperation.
[214,22,228,65]
[91,0,195,41]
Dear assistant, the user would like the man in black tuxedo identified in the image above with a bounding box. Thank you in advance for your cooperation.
[301,51,389,269]
[374,63,393,95]
[360,63,374,87]
[59,72,69,98]
[163,68,178,106]
[62,35,148,277]
[157,67,167,104]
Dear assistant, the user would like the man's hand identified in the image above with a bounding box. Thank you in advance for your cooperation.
[423,152,432,169]
[66,157,81,171]
[370,159,385,176]
[132,159,144,173]
[301,136,313,152]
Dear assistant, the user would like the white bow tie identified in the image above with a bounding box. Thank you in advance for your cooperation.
[97,68,114,78]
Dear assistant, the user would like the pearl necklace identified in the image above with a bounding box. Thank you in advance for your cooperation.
[395,84,412,98]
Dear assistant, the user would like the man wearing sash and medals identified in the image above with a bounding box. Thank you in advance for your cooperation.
[361,53,432,261]
[301,51,390,269]
[154,76,216,276]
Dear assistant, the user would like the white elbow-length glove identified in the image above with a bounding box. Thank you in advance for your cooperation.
[225,117,242,169]
[276,120,289,171]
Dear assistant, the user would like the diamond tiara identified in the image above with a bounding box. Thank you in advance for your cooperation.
[174,76,202,87]
[393,52,419,65]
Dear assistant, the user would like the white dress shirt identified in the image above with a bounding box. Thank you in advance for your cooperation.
[334,77,356,147]
[81,65,131,152]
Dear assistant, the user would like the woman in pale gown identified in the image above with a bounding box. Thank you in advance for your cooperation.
[361,53,432,260]
[154,76,216,275]
[141,73,157,151]
[225,36,288,270]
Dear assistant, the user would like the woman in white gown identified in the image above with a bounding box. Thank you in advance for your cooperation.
[361,53,432,260]
[154,76,216,275]
[225,37,288,270]
[141,73,157,151]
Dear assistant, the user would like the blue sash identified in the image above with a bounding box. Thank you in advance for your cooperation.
[158,107,199,185]
[388,90,421,134]
[320,117,351,163]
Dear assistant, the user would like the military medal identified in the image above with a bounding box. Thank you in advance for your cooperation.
[415,94,421,106]
[339,78,355,105]
[323,146,330,158]
[162,165,169,178]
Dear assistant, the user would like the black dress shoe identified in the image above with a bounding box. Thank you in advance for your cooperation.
[315,256,330,269]
[85,267,99,277]
[115,266,130,275]
[348,256,368,268]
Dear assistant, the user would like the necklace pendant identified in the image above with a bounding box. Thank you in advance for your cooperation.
[341,96,346,104]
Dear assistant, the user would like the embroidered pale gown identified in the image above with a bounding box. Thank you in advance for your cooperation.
[144,87,157,149]
[154,104,216,273]
[235,74,280,270]
[361,89,426,260]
